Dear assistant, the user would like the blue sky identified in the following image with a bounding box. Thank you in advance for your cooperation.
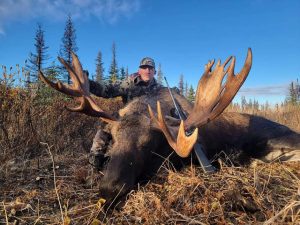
[0,0,299,104]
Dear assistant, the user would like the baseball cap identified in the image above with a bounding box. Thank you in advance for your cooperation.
[139,57,155,69]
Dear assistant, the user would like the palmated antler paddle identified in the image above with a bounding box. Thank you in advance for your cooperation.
[149,48,252,157]
[39,52,117,122]
[148,102,198,157]
[184,48,252,129]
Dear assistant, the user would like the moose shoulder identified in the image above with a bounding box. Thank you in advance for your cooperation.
[39,49,300,202]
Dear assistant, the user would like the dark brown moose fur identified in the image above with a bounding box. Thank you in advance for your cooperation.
[98,87,300,201]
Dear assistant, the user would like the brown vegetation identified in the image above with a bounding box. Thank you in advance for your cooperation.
[1,80,299,224]
[227,104,300,133]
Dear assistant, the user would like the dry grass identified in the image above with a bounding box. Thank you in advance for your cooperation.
[0,86,300,224]
[227,104,300,133]
[114,162,300,224]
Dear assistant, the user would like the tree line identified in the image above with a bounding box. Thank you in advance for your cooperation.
[286,79,300,105]
[26,15,128,86]
[17,14,300,105]
[230,82,300,112]
[25,14,198,102]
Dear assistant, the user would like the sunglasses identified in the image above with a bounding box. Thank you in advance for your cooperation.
[140,66,154,70]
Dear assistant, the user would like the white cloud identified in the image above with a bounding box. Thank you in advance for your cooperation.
[0,0,140,34]
[239,84,289,96]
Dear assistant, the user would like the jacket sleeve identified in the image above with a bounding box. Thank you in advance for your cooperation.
[89,79,132,98]
[89,80,106,97]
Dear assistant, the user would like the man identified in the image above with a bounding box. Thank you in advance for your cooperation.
[89,57,163,170]
[89,57,160,103]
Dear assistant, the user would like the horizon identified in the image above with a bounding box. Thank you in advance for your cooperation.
[0,0,299,105]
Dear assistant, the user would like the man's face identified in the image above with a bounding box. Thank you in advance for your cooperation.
[138,66,156,82]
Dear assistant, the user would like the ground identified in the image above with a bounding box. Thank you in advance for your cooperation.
[0,95,299,224]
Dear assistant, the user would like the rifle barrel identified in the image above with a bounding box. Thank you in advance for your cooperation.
[164,76,186,120]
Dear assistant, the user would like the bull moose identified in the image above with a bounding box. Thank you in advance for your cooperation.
[39,48,300,201]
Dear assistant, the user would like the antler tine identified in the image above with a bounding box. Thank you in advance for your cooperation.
[58,56,81,90]
[211,48,252,118]
[39,52,117,122]
[66,96,116,120]
[39,70,81,97]
[185,48,252,129]
[148,101,198,158]
[223,55,233,68]
[71,52,89,92]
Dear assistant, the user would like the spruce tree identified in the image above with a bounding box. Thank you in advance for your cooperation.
[187,85,195,102]
[26,23,49,86]
[45,62,60,81]
[265,101,270,110]
[126,67,129,79]
[37,61,60,103]
[178,74,184,95]
[156,63,163,85]
[185,81,188,97]
[286,81,298,105]
[59,14,78,84]
[108,42,119,83]
[253,99,259,111]
[248,99,253,109]
[241,96,247,110]
[120,67,126,80]
[95,51,104,82]
[295,79,300,101]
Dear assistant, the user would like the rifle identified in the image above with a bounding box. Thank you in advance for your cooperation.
[164,77,216,173]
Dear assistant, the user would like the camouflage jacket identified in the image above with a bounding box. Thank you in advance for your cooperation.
[89,73,163,103]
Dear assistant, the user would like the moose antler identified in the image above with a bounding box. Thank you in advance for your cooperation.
[39,52,117,122]
[149,48,252,157]
[148,101,199,157]
[185,48,252,129]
